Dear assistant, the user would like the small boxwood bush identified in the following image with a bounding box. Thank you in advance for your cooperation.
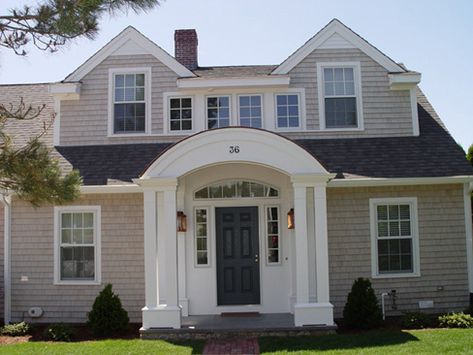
[87,283,129,337]
[402,311,431,329]
[343,278,383,329]
[0,322,31,336]
[438,312,473,328]
[44,323,73,341]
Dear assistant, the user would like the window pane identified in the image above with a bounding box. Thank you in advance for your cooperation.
[250,96,261,106]
[324,68,333,81]
[344,68,354,80]
[83,213,93,228]
[115,74,124,87]
[277,95,287,105]
[208,119,217,129]
[378,221,388,237]
[208,108,218,119]
[219,96,229,107]
[197,252,208,265]
[239,96,250,106]
[73,213,83,228]
[378,239,388,254]
[400,221,411,236]
[389,239,400,254]
[61,229,71,244]
[170,98,181,109]
[268,250,279,263]
[325,98,357,128]
[389,221,400,236]
[400,205,410,219]
[197,238,207,250]
[115,88,124,102]
[124,87,135,101]
[83,228,94,244]
[219,108,230,118]
[378,255,389,272]
[182,120,192,130]
[182,98,192,108]
[136,87,145,101]
[62,213,72,228]
[196,209,207,223]
[207,97,218,107]
[389,205,399,219]
[73,229,83,244]
[400,254,413,271]
[135,74,145,86]
[195,188,209,199]
[125,74,134,87]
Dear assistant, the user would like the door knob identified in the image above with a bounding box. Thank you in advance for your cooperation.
[255,254,259,263]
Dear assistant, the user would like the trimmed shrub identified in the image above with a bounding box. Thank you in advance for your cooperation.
[438,312,473,328]
[402,311,431,329]
[343,277,383,329]
[0,322,31,336]
[87,283,129,337]
[44,323,73,341]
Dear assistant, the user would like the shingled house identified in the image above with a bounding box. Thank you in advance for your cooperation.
[0,19,472,332]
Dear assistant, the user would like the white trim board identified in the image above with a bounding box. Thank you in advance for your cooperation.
[272,19,406,75]
[328,176,473,188]
[64,26,195,82]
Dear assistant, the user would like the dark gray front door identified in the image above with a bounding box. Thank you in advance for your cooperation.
[216,207,260,305]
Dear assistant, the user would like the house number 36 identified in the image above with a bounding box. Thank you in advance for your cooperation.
[229,146,240,154]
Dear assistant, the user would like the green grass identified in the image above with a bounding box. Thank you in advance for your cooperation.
[0,339,204,355]
[259,329,473,354]
[1,329,473,354]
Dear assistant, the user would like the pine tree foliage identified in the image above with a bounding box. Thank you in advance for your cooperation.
[343,277,383,329]
[0,0,161,55]
[87,284,129,337]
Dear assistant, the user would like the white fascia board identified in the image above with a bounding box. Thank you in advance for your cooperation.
[273,19,405,75]
[389,72,422,90]
[177,76,290,90]
[49,82,81,100]
[64,26,195,82]
[80,184,141,194]
[328,175,473,188]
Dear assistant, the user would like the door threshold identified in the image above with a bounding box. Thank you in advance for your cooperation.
[220,312,260,317]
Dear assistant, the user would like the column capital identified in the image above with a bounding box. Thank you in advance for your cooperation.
[290,173,335,187]
[133,177,178,191]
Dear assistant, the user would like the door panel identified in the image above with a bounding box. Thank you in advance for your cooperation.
[216,207,260,305]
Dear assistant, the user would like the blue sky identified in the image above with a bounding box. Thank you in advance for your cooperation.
[1,0,471,149]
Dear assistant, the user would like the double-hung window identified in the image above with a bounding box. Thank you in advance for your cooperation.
[239,95,262,128]
[54,206,101,284]
[276,94,300,129]
[169,97,193,131]
[112,71,148,134]
[207,96,230,129]
[370,198,419,277]
[318,63,362,130]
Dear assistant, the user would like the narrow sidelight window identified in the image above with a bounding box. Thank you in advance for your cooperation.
[195,208,209,265]
[266,206,280,264]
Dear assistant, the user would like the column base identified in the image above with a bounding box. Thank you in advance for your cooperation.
[294,302,334,327]
[180,298,189,317]
[142,305,181,329]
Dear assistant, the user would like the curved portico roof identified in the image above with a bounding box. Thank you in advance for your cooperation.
[139,127,329,179]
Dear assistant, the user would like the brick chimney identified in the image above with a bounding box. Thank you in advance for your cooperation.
[174,29,198,71]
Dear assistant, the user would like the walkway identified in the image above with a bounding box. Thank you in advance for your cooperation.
[203,337,259,355]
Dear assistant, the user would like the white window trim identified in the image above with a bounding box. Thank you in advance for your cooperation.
[194,206,211,268]
[369,197,420,279]
[237,94,264,129]
[265,205,282,266]
[107,67,152,137]
[163,93,196,135]
[317,61,364,131]
[205,94,232,129]
[273,91,305,131]
[53,206,102,285]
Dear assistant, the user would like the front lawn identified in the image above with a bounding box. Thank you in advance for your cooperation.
[0,329,472,354]
[0,339,204,355]
[260,328,473,354]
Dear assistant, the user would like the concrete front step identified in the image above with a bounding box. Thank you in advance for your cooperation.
[140,325,337,340]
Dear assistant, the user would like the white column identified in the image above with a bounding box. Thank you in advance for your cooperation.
[143,189,158,309]
[162,188,179,307]
[314,184,330,303]
[293,184,309,304]
[141,178,181,329]
[177,188,188,316]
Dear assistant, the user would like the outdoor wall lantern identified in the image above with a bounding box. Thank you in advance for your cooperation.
[177,211,187,232]
[287,208,295,229]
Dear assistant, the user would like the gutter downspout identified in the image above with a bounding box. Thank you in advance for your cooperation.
[0,194,11,324]
[465,182,473,305]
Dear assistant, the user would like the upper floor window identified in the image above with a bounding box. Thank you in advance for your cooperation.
[170,97,193,131]
[318,63,363,130]
[54,206,101,285]
[113,73,147,134]
[276,94,300,129]
[239,95,262,128]
[370,198,420,278]
[207,96,230,129]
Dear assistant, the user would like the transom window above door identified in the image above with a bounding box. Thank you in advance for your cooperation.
[195,180,279,199]
[238,95,262,128]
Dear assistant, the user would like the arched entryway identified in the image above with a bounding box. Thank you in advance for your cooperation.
[134,128,335,329]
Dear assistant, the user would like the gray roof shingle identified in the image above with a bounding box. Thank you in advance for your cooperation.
[56,104,473,185]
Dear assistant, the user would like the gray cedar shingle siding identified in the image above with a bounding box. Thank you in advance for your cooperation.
[56,104,473,185]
